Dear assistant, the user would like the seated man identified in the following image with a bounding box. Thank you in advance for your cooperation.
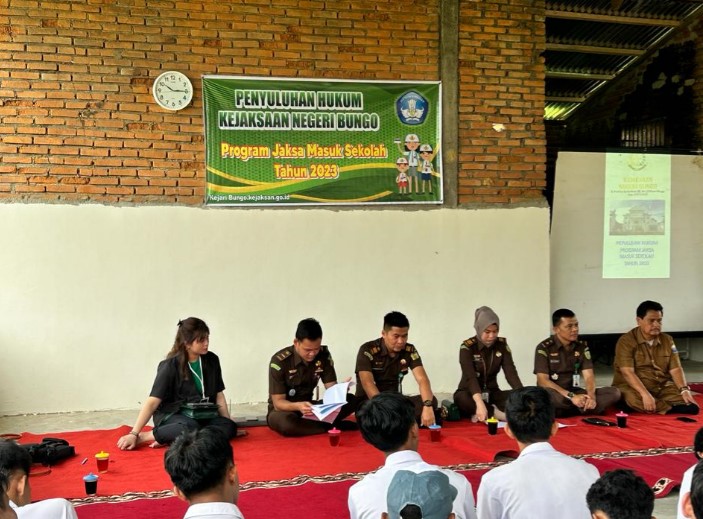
[383,470,457,519]
[586,469,654,519]
[164,427,244,519]
[355,311,439,427]
[476,386,599,519]
[267,318,356,436]
[0,440,77,519]
[534,309,621,417]
[613,300,698,415]
[348,392,475,519]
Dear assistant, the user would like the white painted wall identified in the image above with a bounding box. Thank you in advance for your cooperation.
[0,204,550,416]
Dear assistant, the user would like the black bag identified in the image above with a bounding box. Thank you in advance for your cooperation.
[21,437,76,466]
[180,402,220,421]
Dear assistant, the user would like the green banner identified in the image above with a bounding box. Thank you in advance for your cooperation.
[203,77,442,206]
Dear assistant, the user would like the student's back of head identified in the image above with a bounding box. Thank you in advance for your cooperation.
[505,386,554,444]
[0,440,32,507]
[164,427,238,503]
[357,392,417,453]
[586,469,654,519]
[0,467,17,518]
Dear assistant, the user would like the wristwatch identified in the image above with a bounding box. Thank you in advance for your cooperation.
[566,392,575,400]
[422,400,433,407]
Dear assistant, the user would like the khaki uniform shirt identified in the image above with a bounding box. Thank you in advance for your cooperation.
[612,328,681,390]
[355,338,423,397]
[268,345,337,412]
[456,337,523,395]
[534,336,593,390]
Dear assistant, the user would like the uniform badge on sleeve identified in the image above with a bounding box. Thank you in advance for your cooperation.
[410,353,420,361]
[672,344,679,354]
[364,351,373,361]
[270,363,281,371]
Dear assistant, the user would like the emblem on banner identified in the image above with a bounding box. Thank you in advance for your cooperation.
[396,91,428,125]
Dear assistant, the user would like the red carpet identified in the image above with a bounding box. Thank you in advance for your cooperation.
[7,397,701,517]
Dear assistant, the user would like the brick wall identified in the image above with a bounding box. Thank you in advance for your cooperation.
[0,0,546,205]
[457,0,547,204]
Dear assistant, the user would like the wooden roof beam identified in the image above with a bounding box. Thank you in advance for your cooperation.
[546,10,680,27]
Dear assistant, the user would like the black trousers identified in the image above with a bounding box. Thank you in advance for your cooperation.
[153,413,238,444]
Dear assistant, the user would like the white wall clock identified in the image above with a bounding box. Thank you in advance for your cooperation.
[152,71,193,111]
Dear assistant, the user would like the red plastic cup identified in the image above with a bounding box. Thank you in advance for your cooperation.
[328,428,341,447]
[95,451,109,473]
[429,424,442,442]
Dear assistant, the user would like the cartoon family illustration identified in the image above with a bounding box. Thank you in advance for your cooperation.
[395,133,437,195]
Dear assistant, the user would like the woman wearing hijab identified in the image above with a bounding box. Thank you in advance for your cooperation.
[453,306,523,422]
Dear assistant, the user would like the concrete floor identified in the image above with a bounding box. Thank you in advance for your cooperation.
[2,360,700,518]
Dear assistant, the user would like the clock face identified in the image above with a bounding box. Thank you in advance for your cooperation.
[152,71,193,111]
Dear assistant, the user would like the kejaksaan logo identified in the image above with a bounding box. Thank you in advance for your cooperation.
[396,91,428,126]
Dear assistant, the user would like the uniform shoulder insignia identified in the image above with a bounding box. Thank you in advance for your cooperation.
[405,344,417,352]
[539,338,554,348]
[461,338,476,349]
[319,345,331,357]
[270,363,281,371]
[496,337,506,344]
[275,348,293,362]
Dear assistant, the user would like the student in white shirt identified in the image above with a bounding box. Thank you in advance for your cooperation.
[678,428,703,519]
[164,427,244,519]
[348,392,476,519]
[476,386,599,519]
[682,461,703,519]
[0,440,77,519]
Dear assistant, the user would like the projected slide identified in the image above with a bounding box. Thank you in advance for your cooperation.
[602,153,671,279]
[551,151,703,333]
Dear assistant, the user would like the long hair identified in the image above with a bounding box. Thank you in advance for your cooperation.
[167,317,210,380]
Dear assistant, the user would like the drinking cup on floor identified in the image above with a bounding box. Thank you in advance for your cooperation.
[487,417,498,435]
[95,451,110,472]
[328,428,341,447]
[83,473,98,495]
[429,424,442,442]
[616,412,628,428]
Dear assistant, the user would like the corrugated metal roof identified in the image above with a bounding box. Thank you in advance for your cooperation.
[544,0,703,120]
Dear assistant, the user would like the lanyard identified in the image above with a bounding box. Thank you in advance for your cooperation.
[480,347,495,391]
[188,357,205,399]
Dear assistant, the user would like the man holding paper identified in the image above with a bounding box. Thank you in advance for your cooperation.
[267,318,357,436]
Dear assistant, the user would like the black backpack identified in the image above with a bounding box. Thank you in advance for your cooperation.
[21,437,75,466]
